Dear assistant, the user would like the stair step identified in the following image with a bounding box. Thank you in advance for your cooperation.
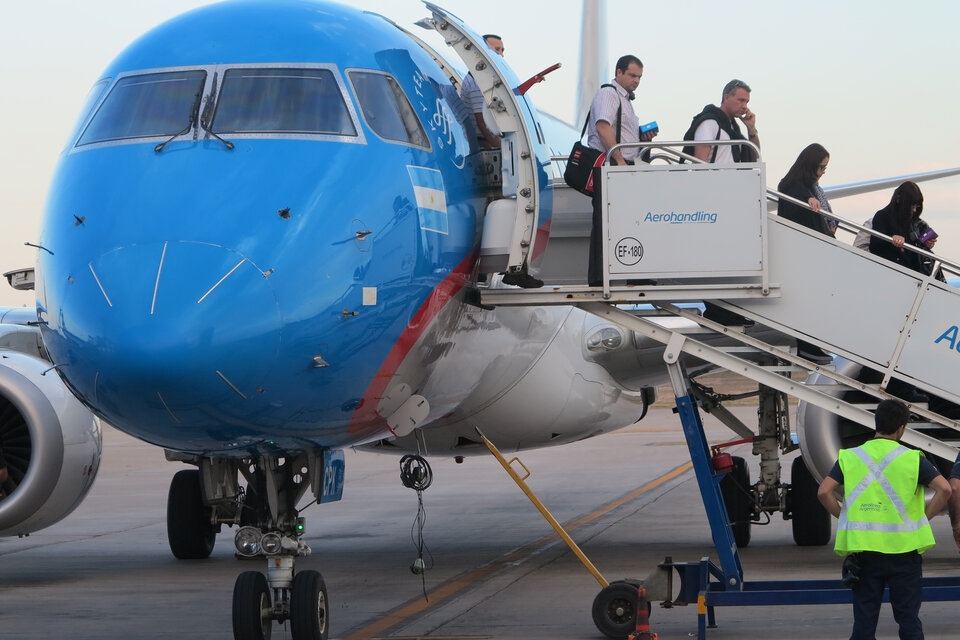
[760,364,836,373]
[850,402,929,411]
[717,345,791,353]
[802,383,883,392]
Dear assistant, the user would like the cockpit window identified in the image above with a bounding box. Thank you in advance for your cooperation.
[211,68,357,136]
[65,78,111,147]
[77,70,207,146]
[347,71,430,149]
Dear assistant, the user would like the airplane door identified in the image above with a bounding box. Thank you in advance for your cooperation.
[423,3,552,277]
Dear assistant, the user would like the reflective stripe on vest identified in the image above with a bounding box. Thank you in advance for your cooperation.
[834,440,934,555]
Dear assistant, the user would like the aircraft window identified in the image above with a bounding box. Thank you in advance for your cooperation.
[347,71,429,149]
[65,78,111,146]
[78,70,207,146]
[211,68,357,136]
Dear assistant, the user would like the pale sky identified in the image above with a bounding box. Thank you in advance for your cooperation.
[2,0,958,307]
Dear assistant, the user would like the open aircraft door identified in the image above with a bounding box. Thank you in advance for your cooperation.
[423,3,553,279]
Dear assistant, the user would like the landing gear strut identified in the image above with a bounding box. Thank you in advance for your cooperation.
[229,455,328,640]
[165,450,342,640]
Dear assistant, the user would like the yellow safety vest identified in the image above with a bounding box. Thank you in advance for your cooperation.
[834,438,935,556]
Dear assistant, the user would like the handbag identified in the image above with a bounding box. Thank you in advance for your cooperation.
[563,141,605,196]
[563,84,620,196]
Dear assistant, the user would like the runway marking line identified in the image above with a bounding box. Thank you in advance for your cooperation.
[341,460,693,640]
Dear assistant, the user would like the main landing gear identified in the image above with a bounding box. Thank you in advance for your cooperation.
[691,378,831,547]
[165,452,341,640]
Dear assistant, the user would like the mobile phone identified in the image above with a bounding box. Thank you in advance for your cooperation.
[640,121,658,135]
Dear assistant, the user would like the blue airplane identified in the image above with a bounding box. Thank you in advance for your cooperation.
[0,2,651,639]
[3,2,960,639]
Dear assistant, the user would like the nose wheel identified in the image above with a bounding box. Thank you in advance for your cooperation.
[291,570,328,640]
[233,571,273,640]
[232,566,328,640]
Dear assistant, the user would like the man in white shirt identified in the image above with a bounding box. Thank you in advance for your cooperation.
[586,55,657,165]
[459,34,504,149]
[586,55,657,285]
[684,79,759,164]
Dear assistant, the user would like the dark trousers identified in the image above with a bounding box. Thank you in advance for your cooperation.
[588,180,603,286]
[850,550,923,640]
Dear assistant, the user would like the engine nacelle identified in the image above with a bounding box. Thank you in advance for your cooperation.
[364,309,652,454]
[798,358,957,483]
[0,348,102,536]
[797,359,868,483]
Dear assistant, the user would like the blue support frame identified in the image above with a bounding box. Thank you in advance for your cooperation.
[661,557,960,640]
[674,394,743,589]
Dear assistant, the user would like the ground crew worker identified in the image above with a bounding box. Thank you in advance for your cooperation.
[817,399,951,640]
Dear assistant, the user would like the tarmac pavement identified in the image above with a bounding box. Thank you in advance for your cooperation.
[2,405,958,639]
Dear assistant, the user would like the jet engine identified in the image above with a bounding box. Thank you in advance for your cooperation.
[798,359,955,483]
[0,347,102,536]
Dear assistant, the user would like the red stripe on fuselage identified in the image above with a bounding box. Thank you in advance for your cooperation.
[348,252,476,435]
[532,217,552,261]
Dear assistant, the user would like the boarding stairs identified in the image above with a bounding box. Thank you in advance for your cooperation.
[477,143,960,637]
[481,141,960,462]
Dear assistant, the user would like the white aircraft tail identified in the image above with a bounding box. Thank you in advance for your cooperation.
[574,0,607,128]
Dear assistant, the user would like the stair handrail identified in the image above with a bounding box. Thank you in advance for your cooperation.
[767,188,958,278]
[550,141,958,277]
[605,139,761,165]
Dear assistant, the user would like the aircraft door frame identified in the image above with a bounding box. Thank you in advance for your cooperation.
[422,3,546,275]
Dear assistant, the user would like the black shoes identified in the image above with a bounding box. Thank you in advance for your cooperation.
[703,302,755,328]
[501,270,543,289]
[796,341,833,365]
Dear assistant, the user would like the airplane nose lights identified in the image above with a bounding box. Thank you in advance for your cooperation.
[586,327,623,352]
[260,532,282,555]
[234,526,262,557]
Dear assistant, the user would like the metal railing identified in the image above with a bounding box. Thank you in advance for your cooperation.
[550,140,959,280]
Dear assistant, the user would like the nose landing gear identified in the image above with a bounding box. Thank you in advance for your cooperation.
[226,453,337,640]
[231,561,328,640]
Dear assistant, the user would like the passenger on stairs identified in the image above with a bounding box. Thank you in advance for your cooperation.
[869,182,943,401]
[777,143,836,237]
[586,54,658,287]
[869,182,935,276]
[777,143,836,364]
[692,80,760,326]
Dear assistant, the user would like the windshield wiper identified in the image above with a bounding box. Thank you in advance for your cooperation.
[154,87,203,153]
[199,73,234,150]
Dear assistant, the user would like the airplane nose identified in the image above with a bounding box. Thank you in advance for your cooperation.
[47,241,282,425]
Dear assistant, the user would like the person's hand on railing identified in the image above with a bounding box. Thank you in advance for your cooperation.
[807,197,821,212]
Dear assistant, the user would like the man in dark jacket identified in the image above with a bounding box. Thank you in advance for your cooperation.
[688,81,760,325]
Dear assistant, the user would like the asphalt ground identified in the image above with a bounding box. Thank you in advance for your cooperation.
[2,404,959,639]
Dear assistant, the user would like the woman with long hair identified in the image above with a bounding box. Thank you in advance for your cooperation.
[777,143,835,363]
[777,143,835,236]
[869,181,937,275]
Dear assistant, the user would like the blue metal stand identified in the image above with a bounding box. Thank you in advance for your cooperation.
[674,394,743,591]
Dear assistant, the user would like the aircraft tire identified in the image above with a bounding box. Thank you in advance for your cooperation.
[790,456,831,546]
[167,469,216,559]
[290,570,329,640]
[233,571,273,640]
[592,581,641,640]
[719,456,751,548]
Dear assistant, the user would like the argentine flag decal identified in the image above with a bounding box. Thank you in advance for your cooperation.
[407,165,448,234]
